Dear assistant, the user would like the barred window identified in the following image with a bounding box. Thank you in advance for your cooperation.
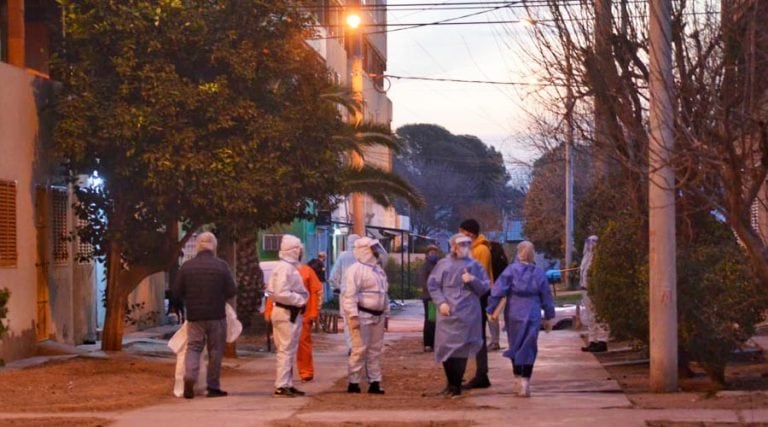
[51,187,69,263]
[0,180,17,267]
[262,234,284,252]
[76,217,93,262]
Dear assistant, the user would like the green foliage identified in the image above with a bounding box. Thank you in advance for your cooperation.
[52,0,351,267]
[384,258,423,300]
[0,287,10,339]
[589,218,649,342]
[589,202,768,383]
[394,124,520,235]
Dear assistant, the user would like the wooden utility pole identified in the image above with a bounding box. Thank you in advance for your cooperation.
[593,0,612,178]
[648,0,678,393]
[348,4,366,237]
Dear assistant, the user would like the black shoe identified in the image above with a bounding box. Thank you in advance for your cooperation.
[288,387,306,396]
[446,385,462,399]
[347,383,361,393]
[462,375,491,390]
[367,381,385,394]
[273,387,296,398]
[206,388,228,398]
[183,380,195,399]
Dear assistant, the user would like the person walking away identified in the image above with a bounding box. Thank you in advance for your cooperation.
[342,237,390,394]
[297,263,323,382]
[487,241,555,397]
[266,234,309,398]
[579,235,609,352]
[428,234,490,398]
[172,231,237,399]
[329,234,360,353]
[458,219,495,389]
[420,245,441,352]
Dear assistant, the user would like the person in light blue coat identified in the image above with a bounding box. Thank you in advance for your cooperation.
[428,233,490,398]
[487,240,555,397]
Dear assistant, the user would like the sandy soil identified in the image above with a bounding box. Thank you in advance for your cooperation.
[596,345,768,410]
[0,418,111,427]
[0,354,178,413]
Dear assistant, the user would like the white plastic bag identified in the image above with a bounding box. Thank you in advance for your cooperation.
[226,304,242,343]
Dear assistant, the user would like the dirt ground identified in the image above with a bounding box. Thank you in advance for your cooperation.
[596,344,768,410]
[0,354,178,413]
[0,418,112,427]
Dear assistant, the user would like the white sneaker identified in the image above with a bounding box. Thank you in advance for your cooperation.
[519,378,531,397]
[511,376,521,395]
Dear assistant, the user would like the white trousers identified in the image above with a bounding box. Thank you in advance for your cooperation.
[488,311,501,345]
[582,293,610,342]
[272,307,303,389]
[348,315,386,384]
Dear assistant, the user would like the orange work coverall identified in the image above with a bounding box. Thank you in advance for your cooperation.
[297,264,323,381]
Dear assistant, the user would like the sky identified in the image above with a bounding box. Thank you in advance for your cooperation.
[385,1,546,168]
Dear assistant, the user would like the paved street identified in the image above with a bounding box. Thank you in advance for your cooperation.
[3,302,768,426]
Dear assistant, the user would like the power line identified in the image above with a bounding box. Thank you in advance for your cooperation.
[384,74,556,87]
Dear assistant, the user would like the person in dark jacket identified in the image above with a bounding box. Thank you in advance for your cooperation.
[420,245,441,352]
[307,251,327,283]
[172,231,237,399]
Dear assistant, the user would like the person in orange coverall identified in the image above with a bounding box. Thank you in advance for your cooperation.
[297,264,323,382]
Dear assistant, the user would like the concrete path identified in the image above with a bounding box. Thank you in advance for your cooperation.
[5,300,768,426]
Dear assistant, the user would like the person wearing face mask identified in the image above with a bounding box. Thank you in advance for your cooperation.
[342,237,390,394]
[487,241,555,398]
[419,245,441,352]
[427,234,490,398]
[266,234,309,398]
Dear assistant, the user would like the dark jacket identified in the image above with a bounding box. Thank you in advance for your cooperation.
[419,257,439,300]
[172,251,237,321]
[307,258,326,282]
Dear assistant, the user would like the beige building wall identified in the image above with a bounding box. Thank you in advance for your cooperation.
[0,62,48,361]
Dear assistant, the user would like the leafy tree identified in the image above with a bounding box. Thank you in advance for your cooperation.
[52,0,404,350]
[394,124,520,236]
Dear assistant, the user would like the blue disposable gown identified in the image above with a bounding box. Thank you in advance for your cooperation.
[427,256,490,362]
[487,262,555,365]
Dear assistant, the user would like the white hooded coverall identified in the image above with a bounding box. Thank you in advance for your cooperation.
[266,235,309,389]
[580,236,610,343]
[329,233,360,351]
[342,237,390,384]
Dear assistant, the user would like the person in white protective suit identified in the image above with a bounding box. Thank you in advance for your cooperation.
[328,233,360,353]
[266,234,309,397]
[579,235,610,352]
[342,237,390,394]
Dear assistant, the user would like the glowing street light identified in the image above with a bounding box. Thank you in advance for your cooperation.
[346,12,362,30]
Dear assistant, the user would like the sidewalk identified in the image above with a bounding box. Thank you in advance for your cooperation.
[5,301,768,426]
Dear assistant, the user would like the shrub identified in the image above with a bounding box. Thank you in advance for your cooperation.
[384,257,424,300]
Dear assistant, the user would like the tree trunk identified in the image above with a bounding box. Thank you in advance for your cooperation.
[101,242,127,351]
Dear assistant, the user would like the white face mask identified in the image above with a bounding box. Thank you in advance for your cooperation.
[457,246,471,259]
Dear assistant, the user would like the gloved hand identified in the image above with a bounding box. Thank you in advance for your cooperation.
[348,316,360,330]
[462,268,475,284]
[438,303,451,316]
[542,319,553,333]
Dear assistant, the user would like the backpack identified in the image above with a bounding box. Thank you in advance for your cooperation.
[488,241,509,280]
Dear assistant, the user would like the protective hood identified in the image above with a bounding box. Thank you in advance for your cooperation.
[471,234,490,250]
[279,234,303,264]
[353,237,380,265]
[347,233,361,248]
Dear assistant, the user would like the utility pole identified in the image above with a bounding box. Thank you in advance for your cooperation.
[648,0,678,393]
[593,0,612,178]
[347,5,366,237]
[564,46,575,290]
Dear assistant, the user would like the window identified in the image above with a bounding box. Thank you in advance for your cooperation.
[51,187,69,263]
[76,217,93,263]
[0,180,17,267]
[262,234,284,252]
